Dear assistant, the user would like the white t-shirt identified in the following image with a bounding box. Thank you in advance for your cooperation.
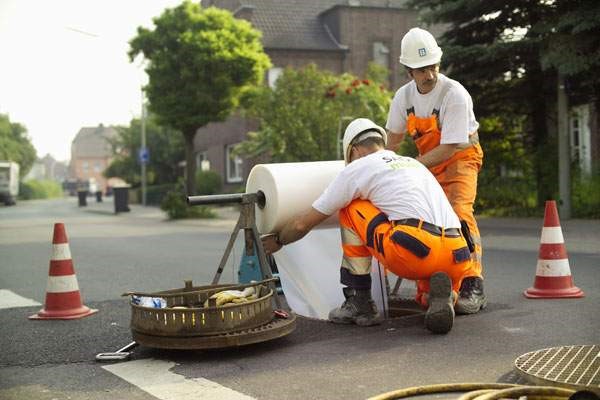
[312,150,461,228]
[386,73,479,145]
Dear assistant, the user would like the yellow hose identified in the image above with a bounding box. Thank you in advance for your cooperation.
[457,389,497,400]
[475,386,575,400]
[367,382,576,400]
[367,383,517,400]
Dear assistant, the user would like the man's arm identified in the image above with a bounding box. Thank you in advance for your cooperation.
[262,207,329,254]
[416,143,458,168]
[385,131,405,152]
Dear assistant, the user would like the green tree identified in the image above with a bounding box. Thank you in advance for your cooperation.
[238,63,391,162]
[104,115,184,186]
[128,1,270,194]
[409,0,600,208]
[0,113,36,177]
[538,0,600,98]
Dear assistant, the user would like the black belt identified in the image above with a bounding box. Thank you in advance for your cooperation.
[392,218,461,237]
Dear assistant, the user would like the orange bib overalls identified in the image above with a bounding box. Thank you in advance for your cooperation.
[338,199,477,307]
[405,85,484,276]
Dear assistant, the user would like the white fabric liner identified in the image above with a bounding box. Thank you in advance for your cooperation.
[274,228,388,320]
[246,161,388,320]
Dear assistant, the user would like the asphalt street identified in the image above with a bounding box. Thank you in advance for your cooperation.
[0,197,598,400]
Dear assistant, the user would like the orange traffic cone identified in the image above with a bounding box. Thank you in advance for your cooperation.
[29,223,98,319]
[524,201,584,299]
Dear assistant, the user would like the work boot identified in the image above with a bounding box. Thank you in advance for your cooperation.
[328,287,383,326]
[455,277,487,315]
[424,272,455,334]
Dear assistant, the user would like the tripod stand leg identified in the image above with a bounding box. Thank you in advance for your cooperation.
[212,217,243,285]
[252,225,284,310]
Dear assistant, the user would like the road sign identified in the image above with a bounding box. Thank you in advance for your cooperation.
[138,147,150,164]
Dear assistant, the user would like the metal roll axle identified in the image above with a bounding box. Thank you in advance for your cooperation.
[187,191,265,208]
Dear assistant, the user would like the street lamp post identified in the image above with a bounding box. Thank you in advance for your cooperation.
[141,90,147,206]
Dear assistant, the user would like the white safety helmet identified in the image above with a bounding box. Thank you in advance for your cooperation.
[342,118,387,164]
[399,27,443,69]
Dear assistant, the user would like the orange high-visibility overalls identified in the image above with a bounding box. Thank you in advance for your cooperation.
[405,85,484,276]
[339,199,477,306]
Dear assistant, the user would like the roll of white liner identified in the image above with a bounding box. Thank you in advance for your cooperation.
[245,161,388,320]
[245,160,344,233]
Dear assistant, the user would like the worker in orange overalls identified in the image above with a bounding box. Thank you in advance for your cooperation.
[262,118,478,334]
[386,28,486,314]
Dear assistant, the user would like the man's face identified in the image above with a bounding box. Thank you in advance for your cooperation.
[409,64,439,94]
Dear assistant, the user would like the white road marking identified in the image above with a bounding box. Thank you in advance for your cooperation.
[103,358,256,400]
[0,289,41,309]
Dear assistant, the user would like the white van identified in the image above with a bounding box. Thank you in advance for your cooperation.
[0,161,19,205]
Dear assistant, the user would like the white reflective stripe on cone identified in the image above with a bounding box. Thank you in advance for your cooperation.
[535,258,571,276]
[52,243,72,261]
[46,275,80,293]
[540,227,564,244]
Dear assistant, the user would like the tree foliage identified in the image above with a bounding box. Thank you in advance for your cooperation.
[237,63,391,162]
[128,1,271,194]
[408,0,600,209]
[0,113,36,177]
[104,115,184,186]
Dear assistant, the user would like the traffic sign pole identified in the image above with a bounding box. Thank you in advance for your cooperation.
[141,94,147,207]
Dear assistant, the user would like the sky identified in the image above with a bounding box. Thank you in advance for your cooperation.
[0,0,184,162]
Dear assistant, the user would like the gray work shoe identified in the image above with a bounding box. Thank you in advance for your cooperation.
[455,277,487,315]
[328,287,383,326]
[424,272,455,334]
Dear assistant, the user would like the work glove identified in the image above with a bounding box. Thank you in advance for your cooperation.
[204,286,256,307]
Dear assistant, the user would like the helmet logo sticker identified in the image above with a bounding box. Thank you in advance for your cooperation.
[418,48,427,57]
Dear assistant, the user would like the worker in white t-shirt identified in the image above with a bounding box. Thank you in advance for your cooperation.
[262,118,478,334]
[386,28,486,315]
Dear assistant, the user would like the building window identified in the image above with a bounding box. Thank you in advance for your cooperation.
[82,161,89,174]
[373,42,390,68]
[226,144,243,183]
[94,162,102,173]
[268,67,283,88]
[569,105,591,174]
[196,151,210,171]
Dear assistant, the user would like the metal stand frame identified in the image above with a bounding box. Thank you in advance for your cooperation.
[96,192,285,362]
[187,192,282,309]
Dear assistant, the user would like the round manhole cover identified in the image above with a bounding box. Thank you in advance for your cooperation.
[515,345,600,394]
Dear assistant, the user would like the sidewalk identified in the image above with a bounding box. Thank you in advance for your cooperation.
[83,197,239,227]
[478,215,600,255]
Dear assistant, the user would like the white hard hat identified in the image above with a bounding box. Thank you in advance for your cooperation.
[342,118,387,164]
[399,27,443,69]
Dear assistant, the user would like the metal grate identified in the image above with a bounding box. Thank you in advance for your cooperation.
[515,345,600,394]
[132,313,297,350]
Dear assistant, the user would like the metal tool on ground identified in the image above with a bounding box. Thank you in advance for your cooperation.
[95,341,138,361]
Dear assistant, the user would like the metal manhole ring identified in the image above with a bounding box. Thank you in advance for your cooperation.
[514,345,600,394]
[132,313,297,350]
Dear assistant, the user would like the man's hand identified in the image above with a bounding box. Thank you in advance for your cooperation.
[261,233,283,255]
[416,143,458,167]
[386,131,404,152]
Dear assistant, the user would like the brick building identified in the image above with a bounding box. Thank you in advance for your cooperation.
[69,124,116,193]
[196,0,424,191]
